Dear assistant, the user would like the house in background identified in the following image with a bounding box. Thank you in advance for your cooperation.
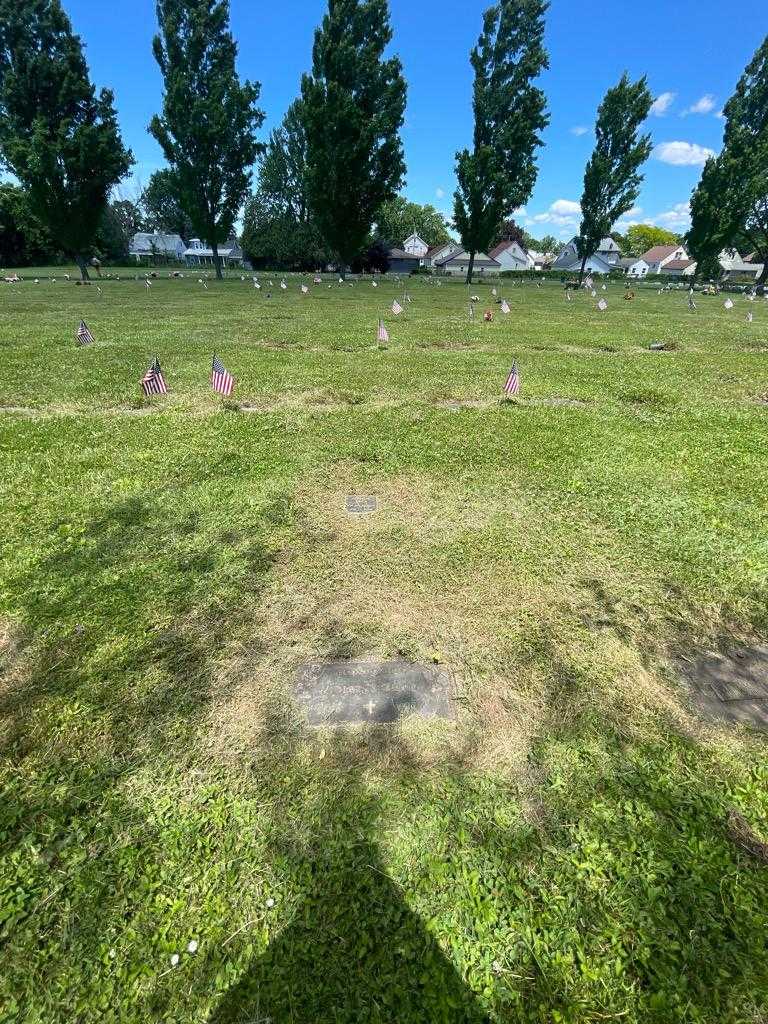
[129,232,186,262]
[386,247,422,273]
[552,236,621,274]
[402,232,430,259]
[527,249,555,270]
[633,244,689,275]
[434,247,501,276]
[423,241,460,268]
[184,238,245,268]
[489,240,534,271]
[719,249,764,282]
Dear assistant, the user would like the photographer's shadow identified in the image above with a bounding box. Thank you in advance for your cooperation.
[210,725,489,1024]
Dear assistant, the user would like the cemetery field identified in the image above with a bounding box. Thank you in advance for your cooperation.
[2,270,768,1022]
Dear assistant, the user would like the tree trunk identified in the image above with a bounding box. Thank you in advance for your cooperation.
[577,253,588,287]
[75,255,90,282]
[211,240,223,280]
[465,251,476,286]
[757,257,768,288]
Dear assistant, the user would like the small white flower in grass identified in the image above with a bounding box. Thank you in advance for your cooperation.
[109,948,116,959]
[170,953,180,967]
[266,898,275,908]
[187,940,198,954]
[492,960,503,975]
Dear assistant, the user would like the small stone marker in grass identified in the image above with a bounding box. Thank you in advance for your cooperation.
[346,495,378,515]
[295,659,455,726]
[681,645,768,730]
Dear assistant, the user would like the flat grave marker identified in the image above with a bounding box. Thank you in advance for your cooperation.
[346,495,378,516]
[681,645,768,730]
[295,659,455,726]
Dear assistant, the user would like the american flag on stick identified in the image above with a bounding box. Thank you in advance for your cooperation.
[301,285,309,294]
[76,320,94,345]
[504,361,520,396]
[211,354,234,396]
[377,319,389,342]
[501,299,510,315]
[141,356,168,396]
[391,299,403,315]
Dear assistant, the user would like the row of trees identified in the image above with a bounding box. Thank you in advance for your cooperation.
[1,1,765,284]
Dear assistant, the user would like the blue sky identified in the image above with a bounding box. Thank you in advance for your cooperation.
[62,0,767,239]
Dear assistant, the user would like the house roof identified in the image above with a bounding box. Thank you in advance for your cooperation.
[618,257,637,268]
[489,241,529,260]
[387,248,420,260]
[426,242,458,258]
[435,248,501,267]
[640,245,681,263]
[664,259,694,271]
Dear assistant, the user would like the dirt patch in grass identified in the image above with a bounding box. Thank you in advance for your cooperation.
[238,390,396,414]
[206,466,699,775]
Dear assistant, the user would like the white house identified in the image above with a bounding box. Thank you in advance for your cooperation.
[489,240,534,271]
[527,249,555,270]
[402,232,430,258]
[635,244,688,274]
[552,236,622,274]
[434,248,501,276]
[129,232,186,262]
[719,249,764,281]
[184,238,245,267]
[424,241,460,267]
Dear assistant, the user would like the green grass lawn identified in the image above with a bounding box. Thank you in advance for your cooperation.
[1,268,767,1023]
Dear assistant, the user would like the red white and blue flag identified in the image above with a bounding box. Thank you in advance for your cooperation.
[377,319,389,342]
[211,354,234,396]
[391,299,403,315]
[76,320,94,345]
[141,357,168,396]
[504,361,520,396]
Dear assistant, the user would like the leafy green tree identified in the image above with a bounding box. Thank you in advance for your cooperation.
[0,182,56,266]
[149,0,264,278]
[94,203,131,262]
[0,0,133,279]
[241,100,327,269]
[140,169,194,240]
[624,223,680,257]
[453,0,549,283]
[688,35,768,286]
[375,197,450,248]
[491,218,527,250]
[301,0,406,274]
[575,73,652,283]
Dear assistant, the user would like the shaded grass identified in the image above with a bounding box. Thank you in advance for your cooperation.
[1,275,767,1022]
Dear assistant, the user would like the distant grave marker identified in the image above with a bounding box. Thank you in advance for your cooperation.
[346,495,378,516]
[681,645,768,730]
[295,659,455,726]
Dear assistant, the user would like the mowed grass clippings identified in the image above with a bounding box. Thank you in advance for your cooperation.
[1,269,768,1023]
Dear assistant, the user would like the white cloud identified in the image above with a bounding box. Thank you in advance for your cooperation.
[527,198,582,229]
[436,187,445,199]
[654,202,692,230]
[570,125,589,136]
[683,94,716,116]
[654,141,716,166]
[650,92,676,116]
[715,109,725,120]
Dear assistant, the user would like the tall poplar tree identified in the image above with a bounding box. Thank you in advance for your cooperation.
[575,74,652,284]
[0,0,133,279]
[300,0,406,274]
[150,0,264,279]
[688,35,768,286]
[453,0,549,285]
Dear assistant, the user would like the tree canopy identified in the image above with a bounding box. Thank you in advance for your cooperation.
[575,73,652,281]
[453,0,549,283]
[0,0,133,278]
[241,99,327,270]
[150,0,264,277]
[375,197,450,248]
[688,34,768,285]
[140,169,194,240]
[300,0,406,271]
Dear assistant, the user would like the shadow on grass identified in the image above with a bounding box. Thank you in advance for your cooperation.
[206,724,490,1024]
